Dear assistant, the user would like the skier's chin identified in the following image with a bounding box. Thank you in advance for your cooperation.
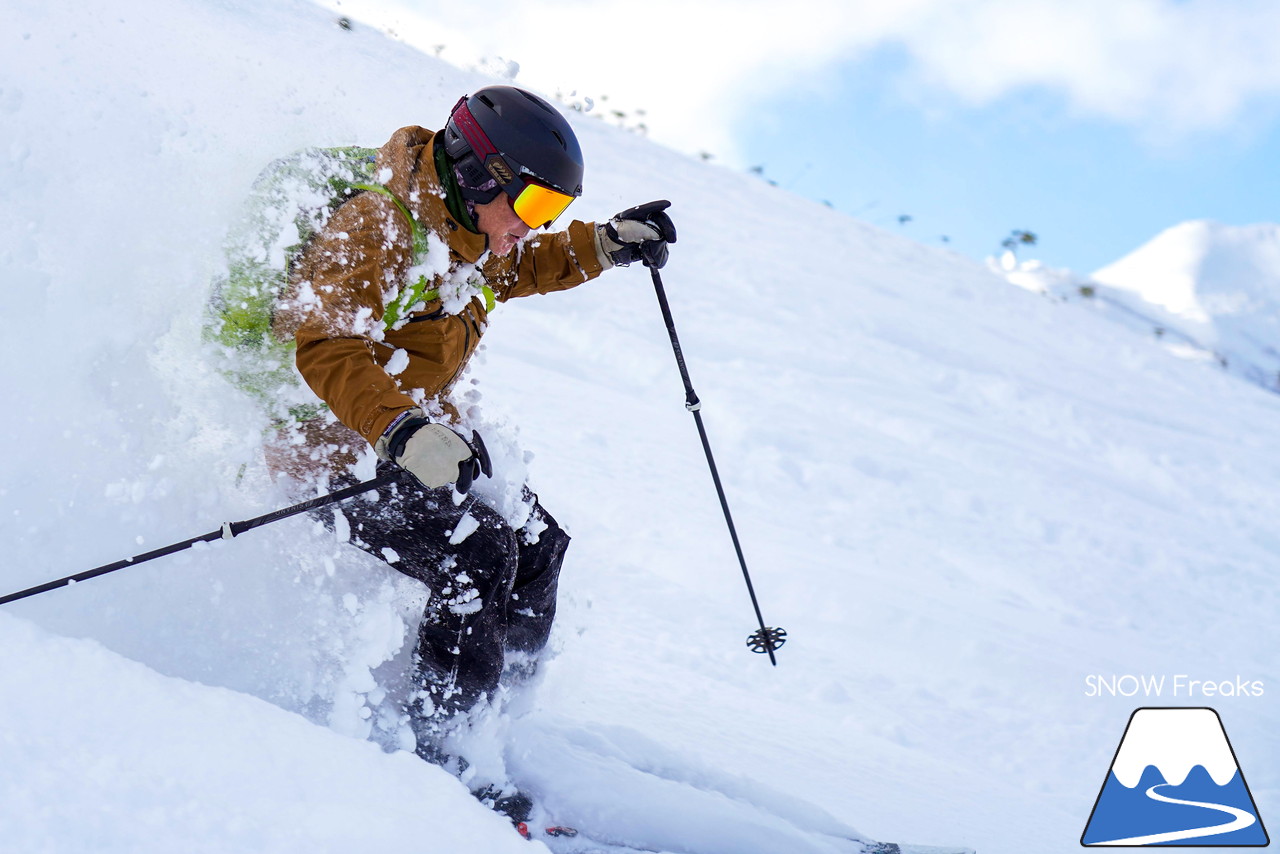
[492,231,529,256]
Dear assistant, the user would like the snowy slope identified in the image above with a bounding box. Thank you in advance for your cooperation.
[0,613,536,854]
[4,2,1280,854]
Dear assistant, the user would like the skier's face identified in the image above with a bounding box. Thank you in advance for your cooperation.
[475,193,531,256]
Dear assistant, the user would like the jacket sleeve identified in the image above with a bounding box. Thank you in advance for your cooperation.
[486,219,606,302]
[287,194,420,444]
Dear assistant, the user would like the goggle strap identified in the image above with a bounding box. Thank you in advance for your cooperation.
[451,100,499,161]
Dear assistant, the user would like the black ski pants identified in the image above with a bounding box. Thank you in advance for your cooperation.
[322,463,568,744]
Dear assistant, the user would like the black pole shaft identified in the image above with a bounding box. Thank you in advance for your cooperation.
[648,265,779,665]
[0,470,404,607]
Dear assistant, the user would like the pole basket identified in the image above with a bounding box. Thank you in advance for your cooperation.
[746,626,788,655]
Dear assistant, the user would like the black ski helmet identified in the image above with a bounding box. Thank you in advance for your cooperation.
[443,86,584,216]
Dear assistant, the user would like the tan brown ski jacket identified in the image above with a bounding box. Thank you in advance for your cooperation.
[274,126,604,475]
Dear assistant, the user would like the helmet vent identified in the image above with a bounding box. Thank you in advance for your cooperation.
[520,89,556,114]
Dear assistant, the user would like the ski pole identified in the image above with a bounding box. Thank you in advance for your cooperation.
[0,469,406,607]
[646,263,787,665]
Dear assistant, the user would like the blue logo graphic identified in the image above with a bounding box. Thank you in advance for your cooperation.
[1082,707,1268,846]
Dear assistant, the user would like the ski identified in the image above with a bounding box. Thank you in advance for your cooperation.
[531,824,664,854]
[862,843,976,854]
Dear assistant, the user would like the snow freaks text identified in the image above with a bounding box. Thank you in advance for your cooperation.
[1085,675,1265,699]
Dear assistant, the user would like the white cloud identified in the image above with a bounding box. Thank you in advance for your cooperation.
[313,0,932,158]
[900,0,1280,132]
[316,0,1280,159]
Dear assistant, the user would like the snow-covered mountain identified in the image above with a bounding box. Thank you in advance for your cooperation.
[1001,220,1280,395]
[1093,220,1280,389]
[3,2,1280,853]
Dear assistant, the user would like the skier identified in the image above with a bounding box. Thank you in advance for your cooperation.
[268,86,675,818]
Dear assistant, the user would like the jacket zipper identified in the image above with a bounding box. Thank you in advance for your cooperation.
[406,308,445,323]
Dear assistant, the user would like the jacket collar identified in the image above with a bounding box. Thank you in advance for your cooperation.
[376,126,489,264]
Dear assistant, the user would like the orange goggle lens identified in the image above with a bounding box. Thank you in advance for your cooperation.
[512,181,575,228]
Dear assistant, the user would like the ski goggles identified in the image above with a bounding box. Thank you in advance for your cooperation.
[450,97,578,229]
[509,179,576,229]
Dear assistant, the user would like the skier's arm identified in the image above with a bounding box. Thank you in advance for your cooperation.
[485,219,605,302]
[288,195,420,444]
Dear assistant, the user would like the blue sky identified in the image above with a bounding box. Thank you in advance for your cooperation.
[739,45,1280,272]
[317,0,1280,274]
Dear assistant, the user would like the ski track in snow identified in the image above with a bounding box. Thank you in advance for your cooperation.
[1091,783,1257,845]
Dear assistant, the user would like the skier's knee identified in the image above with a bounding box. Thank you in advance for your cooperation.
[448,502,520,592]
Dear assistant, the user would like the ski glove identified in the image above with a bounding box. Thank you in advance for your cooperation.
[376,411,493,493]
[595,200,677,270]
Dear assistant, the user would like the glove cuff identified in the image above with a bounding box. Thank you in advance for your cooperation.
[593,223,617,270]
[374,408,430,461]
